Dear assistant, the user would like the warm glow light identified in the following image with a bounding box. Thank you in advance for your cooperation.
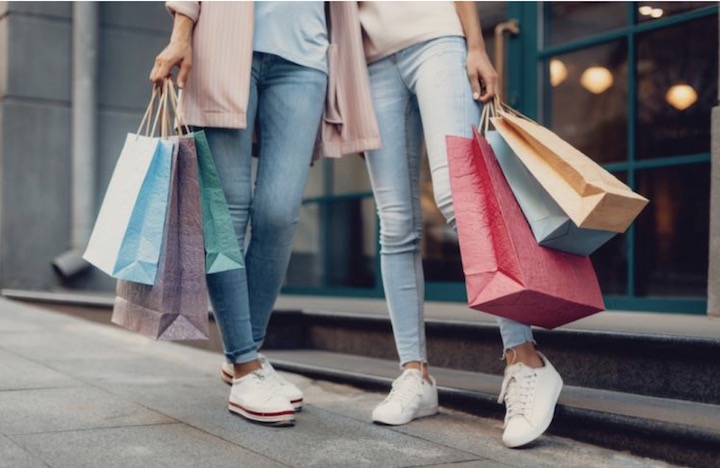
[650,8,664,18]
[666,84,698,110]
[580,66,613,94]
[638,5,653,15]
[550,59,568,87]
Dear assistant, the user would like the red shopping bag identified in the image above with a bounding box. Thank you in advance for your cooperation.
[446,128,604,329]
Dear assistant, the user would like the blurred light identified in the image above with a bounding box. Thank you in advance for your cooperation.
[580,66,613,94]
[665,84,698,110]
[550,59,568,87]
[650,8,664,18]
[638,5,653,15]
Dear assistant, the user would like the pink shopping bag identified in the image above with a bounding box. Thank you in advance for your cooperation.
[446,128,605,329]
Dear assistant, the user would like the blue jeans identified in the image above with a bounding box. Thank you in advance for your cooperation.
[201,53,327,364]
[364,37,534,366]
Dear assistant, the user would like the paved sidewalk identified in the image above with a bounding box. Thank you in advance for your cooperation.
[0,298,675,468]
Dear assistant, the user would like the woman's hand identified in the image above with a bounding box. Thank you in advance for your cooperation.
[149,13,194,88]
[150,39,192,88]
[466,48,498,103]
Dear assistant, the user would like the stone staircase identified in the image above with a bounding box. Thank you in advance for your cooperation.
[4,289,719,467]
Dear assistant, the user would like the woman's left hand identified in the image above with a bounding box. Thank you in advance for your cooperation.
[466,48,498,103]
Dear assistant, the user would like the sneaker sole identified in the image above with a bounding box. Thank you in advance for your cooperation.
[222,368,304,412]
[372,405,439,426]
[228,400,296,427]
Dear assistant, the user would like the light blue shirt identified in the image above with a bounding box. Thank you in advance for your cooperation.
[253,2,329,74]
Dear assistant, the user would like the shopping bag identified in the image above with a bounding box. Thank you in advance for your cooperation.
[492,104,648,233]
[446,128,605,329]
[487,130,615,255]
[194,130,245,273]
[83,136,173,284]
[84,87,174,285]
[112,136,210,340]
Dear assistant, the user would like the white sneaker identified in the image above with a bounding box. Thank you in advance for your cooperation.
[221,354,303,411]
[498,352,563,448]
[372,369,439,425]
[228,368,295,426]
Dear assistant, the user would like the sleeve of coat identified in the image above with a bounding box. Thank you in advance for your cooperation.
[166,1,200,23]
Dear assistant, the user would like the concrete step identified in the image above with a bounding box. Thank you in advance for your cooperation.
[263,349,720,468]
[4,290,719,466]
[263,306,720,406]
[4,289,720,405]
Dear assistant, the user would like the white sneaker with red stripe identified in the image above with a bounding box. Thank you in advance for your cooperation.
[221,354,303,411]
[228,368,295,426]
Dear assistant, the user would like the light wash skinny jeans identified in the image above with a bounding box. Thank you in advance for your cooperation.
[364,37,534,366]
[201,52,327,364]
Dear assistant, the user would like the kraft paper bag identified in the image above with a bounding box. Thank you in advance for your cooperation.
[194,130,245,274]
[83,135,173,285]
[487,131,616,255]
[446,128,605,329]
[112,137,210,340]
[493,105,648,233]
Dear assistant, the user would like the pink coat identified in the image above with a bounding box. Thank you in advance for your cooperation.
[166,1,381,158]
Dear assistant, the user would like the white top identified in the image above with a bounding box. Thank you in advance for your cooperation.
[358,1,464,63]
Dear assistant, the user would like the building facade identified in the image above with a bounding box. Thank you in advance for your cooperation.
[0,2,718,318]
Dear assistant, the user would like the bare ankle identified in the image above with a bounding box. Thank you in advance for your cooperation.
[505,342,544,368]
[233,360,262,379]
[403,361,430,380]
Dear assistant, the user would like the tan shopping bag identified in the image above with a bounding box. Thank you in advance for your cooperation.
[492,102,648,233]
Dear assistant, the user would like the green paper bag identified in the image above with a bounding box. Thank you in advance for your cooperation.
[194,130,245,273]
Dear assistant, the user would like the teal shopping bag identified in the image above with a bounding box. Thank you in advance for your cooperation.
[487,131,616,256]
[194,130,245,273]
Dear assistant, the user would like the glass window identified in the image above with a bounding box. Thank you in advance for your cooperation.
[591,171,629,296]
[545,40,628,164]
[636,2,713,23]
[547,2,626,46]
[325,198,377,288]
[287,198,377,289]
[419,156,464,283]
[634,164,710,297]
[286,204,323,288]
[636,15,718,159]
[331,154,372,195]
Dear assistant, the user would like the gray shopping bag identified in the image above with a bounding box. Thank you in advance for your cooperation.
[112,136,209,340]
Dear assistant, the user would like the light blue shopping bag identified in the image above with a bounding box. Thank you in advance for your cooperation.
[486,131,616,256]
[111,138,174,284]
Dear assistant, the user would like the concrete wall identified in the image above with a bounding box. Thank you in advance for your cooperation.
[0,2,170,291]
[707,11,720,317]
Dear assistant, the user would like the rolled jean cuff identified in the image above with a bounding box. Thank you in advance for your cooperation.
[226,346,258,365]
[497,317,535,359]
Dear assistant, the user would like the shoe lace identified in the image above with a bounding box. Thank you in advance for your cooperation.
[498,365,538,424]
[383,372,422,409]
[258,355,287,388]
[250,368,284,399]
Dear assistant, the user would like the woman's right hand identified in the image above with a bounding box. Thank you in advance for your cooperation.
[149,39,192,88]
[149,13,194,88]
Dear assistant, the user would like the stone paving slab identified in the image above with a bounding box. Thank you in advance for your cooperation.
[10,423,284,468]
[0,298,680,468]
[0,434,46,468]
[0,386,175,435]
[299,380,673,468]
[0,349,80,391]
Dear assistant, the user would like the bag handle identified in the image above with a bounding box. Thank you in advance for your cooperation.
[136,79,188,139]
[478,96,501,135]
[136,85,160,136]
[167,79,191,135]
